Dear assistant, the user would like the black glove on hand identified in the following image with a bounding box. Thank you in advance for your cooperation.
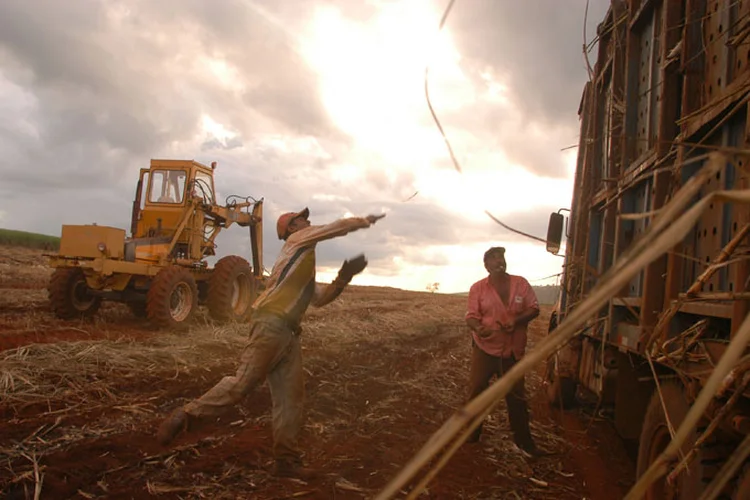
[335,254,368,286]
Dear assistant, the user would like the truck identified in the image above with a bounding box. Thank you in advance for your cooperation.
[47,159,265,329]
[544,1,750,497]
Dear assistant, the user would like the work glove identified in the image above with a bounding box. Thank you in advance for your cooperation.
[335,254,368,286]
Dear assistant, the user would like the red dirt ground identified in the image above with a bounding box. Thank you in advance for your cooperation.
[0,246,636,499]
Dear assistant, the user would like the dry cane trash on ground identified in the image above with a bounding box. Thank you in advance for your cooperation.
[2,258,630,498]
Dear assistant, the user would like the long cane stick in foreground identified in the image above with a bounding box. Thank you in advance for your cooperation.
[374,154,747,500]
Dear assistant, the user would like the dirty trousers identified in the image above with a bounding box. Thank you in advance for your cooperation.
[467,343,533,448]
[183,318,303,461]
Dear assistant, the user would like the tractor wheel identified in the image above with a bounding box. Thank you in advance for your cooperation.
[207,255,255,322]
[48,268,101,319]
[636,381,722,500]
[146,266,198,329]
[197,281,209,305]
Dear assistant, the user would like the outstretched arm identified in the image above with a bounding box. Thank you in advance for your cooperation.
[289,214,386,248]
[311,255,369,308]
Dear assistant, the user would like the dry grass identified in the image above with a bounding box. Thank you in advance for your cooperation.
[0,245,52,288]
[1,279,604,499]
[0,323,250,406]
[1,288,444,404]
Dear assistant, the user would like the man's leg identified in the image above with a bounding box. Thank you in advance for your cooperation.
[157,320,294,445]
[466,342,499,442]
[499,355,535,452]
[267,336,312,477]
[185,321,294,417]
[267,335,304,462]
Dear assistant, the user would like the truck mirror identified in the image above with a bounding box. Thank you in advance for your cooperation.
[546,212,564,254]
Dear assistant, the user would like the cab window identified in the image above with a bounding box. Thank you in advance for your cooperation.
[193,171,215,203]
[149,170,187,204]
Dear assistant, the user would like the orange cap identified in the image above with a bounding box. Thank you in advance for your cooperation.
[276,207,310,240]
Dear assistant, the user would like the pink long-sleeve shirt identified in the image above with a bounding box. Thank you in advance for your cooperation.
[465,275,539,359]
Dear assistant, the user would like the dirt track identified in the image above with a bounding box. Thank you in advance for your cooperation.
[0,245,634,499]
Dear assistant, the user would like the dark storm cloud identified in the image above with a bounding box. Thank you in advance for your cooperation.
[447,0,611,126]
[434,102,578,178]
[138,0,351,140]
[0,0,344,194]
[432,0,611,178]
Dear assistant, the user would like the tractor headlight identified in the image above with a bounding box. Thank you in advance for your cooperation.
[97,242,107,252]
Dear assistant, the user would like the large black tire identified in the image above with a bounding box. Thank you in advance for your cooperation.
[636,381,726,500]
[545,356,578,409]
[207,255,255,322]
[48,268,101,319]
[146,266,198,329]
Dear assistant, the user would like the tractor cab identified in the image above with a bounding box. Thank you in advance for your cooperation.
[147,164,217,207]
[143,159,216,207]
[127,160,222,262]
[131,160,216,239]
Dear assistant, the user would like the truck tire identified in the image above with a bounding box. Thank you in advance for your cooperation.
[146,266,198,329]
[735,466,750,500]
[545,356,577,409]
[637,381,710,499]
[48,268,102,319]
[207,255,255,322]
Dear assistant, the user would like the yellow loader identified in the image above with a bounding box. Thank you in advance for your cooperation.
[47,159,264,328]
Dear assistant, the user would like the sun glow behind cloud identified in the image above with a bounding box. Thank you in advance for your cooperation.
[201,115,238,142]
[301,2,468,164]
[293,1,572,291]
[299,2,576,213]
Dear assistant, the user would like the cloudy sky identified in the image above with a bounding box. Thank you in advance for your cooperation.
[0,0,610,293]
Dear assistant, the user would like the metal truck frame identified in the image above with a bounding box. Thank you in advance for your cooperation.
[545,1,750,497]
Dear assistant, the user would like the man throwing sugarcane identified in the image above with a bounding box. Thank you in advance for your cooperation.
[156,207,385,478]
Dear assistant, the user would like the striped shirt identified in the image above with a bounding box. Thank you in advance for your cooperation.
[252,217,371,327]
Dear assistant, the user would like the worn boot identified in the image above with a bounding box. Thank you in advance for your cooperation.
[272,458,318,480]
[156,408,190,446]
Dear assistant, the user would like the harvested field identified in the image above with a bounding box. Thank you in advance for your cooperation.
[0,246,634,499]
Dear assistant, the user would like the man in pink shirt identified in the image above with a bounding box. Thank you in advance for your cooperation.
[465,246,540,456]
